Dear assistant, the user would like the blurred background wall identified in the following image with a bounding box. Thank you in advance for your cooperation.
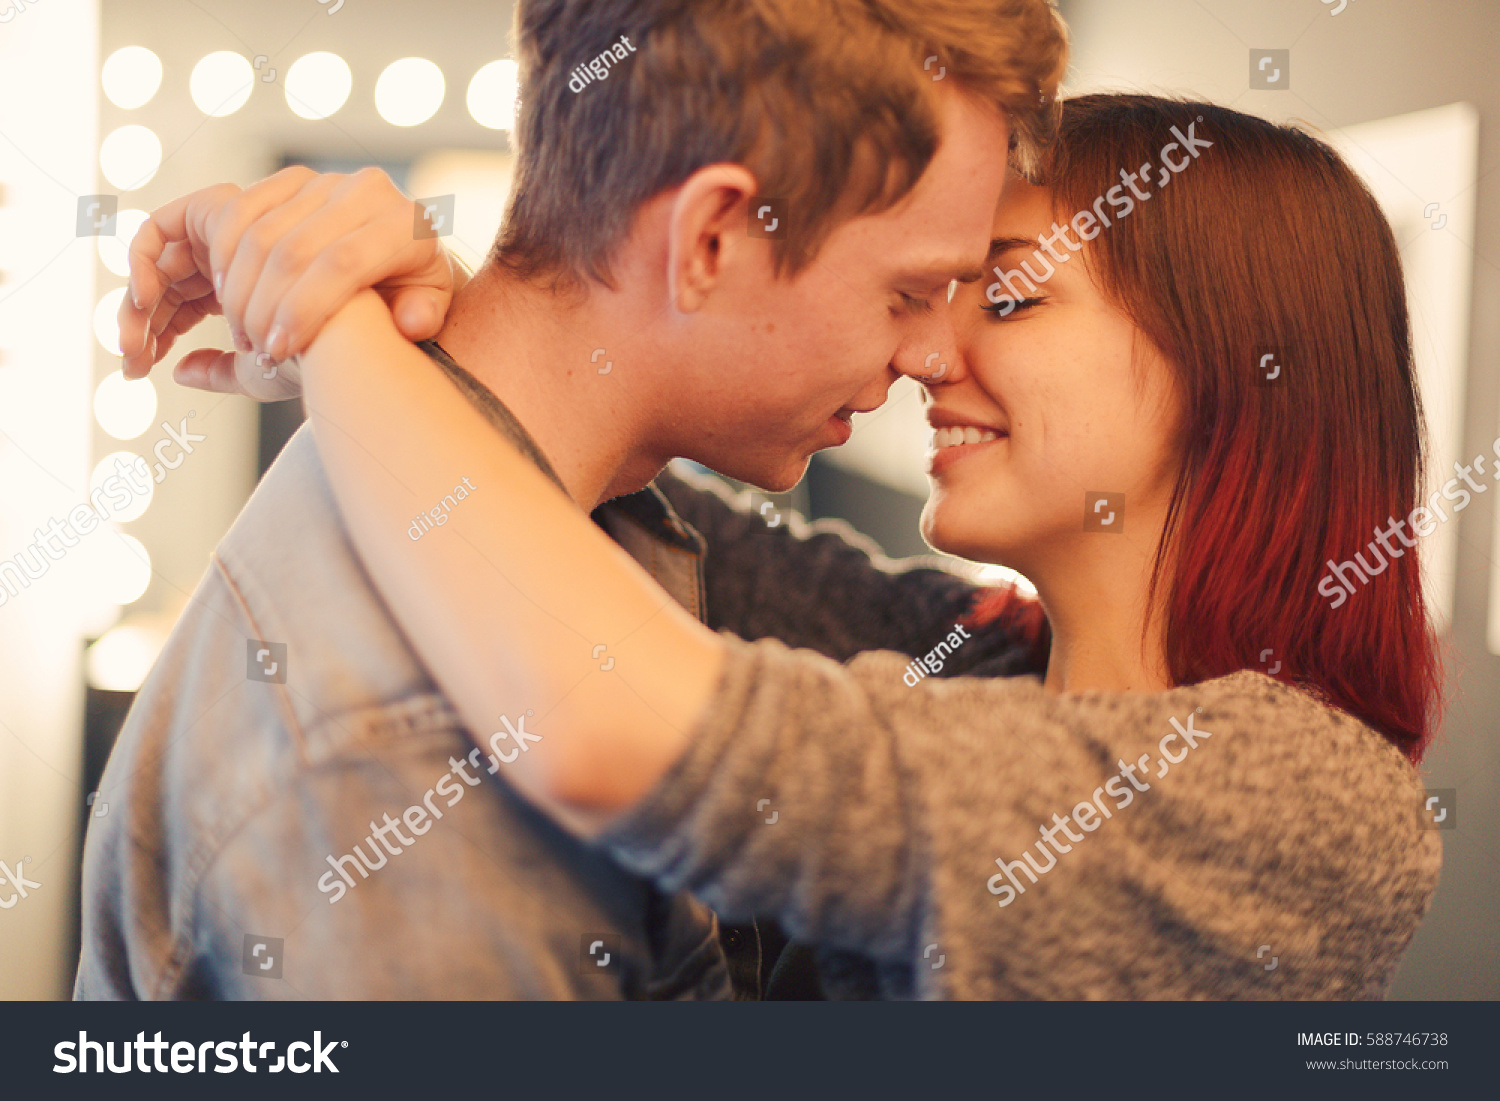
[0,0,1494,998]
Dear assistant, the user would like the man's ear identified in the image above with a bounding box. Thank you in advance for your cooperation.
[665,164,759,313]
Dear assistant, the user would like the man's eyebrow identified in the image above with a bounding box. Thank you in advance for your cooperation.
[898,259,989,286]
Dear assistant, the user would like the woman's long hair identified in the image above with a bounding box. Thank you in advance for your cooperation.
[967,94,1444,764]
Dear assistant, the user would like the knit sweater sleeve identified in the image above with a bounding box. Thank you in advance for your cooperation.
[599,636,1441,999]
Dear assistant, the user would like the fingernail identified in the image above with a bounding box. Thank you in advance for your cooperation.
[213,271,223,295]
[267,325,287,361]
[232,328,252,353]
[131,283,143,310]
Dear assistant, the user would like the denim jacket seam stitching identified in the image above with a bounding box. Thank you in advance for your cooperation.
[209,552,313,763]
[153,713,471,999]
[299,692,464,763]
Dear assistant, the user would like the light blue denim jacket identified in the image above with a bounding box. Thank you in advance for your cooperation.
[75,344,1018,1000]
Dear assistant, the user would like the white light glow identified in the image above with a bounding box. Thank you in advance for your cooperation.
[98,124,161,190]
[285,51,352,120]
[79,600,123,640]
[93,373,157,440]
[407,149,515,273]
[89,451,153,522]
[92,287,128,355]
[0,0,104,1000]
[101,46,162,109]
[976,564,1038,597]
[86,622,165,692]
[190,51,254,117]
[102,533,151,605]
[375,57,445,126]
[467,60,519,130]
[97,208,149,277]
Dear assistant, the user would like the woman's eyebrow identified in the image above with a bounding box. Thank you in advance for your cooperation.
[985,236,1038,264]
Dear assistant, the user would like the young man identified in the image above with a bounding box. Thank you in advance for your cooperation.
[77,0,1066,999]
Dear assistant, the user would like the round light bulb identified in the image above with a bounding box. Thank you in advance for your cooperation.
[375,57,445,126]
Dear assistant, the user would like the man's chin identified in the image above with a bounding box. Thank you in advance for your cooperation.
[696,451,812,495]
[752,470,809,495]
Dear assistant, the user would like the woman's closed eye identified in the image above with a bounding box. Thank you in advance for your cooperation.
[981,296,1046,318]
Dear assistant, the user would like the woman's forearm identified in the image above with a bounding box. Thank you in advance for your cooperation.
[299,290,725,835]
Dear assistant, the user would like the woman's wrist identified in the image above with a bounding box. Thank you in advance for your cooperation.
[298,288,395,387]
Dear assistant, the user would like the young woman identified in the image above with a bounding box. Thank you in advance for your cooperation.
[274,94,1445,999]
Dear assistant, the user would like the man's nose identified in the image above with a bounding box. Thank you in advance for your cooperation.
[891,311,963,387]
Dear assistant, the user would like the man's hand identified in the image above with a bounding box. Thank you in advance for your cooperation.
[119,166,466,400]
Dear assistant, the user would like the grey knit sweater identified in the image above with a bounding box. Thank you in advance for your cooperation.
[604,469,1443,1000]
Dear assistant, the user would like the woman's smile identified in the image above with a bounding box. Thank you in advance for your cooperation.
[926,427,1008,475]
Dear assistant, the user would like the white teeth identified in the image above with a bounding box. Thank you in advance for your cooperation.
[931,426,1001,449]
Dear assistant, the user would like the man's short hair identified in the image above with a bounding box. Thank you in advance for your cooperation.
[491,0,1068,289]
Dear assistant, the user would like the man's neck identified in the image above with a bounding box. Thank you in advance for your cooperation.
[431,264,668,510]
